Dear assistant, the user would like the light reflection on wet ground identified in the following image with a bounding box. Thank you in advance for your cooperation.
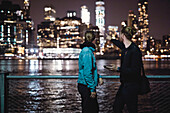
[7,79,170,113]
[1,59,170,112]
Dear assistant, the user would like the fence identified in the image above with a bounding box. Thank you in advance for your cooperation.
[1,73,170,113]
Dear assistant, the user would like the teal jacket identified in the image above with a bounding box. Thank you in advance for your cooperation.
[77,46,101,92]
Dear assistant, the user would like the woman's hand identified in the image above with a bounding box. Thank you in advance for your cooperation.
[90,92,96,98]
[99,78,104,85]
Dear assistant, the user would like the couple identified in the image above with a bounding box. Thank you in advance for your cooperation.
[77,26,143,113]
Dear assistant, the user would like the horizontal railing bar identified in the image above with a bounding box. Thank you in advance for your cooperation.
[6,75,170,79]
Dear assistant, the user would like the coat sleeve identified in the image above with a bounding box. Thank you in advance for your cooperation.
[83,52,96,92]
[110,39,125,49]
[121,48,142,76]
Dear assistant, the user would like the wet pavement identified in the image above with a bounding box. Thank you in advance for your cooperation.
[7,78,170,113]
[1,59,169,113]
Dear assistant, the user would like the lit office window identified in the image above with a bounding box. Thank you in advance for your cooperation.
[21,14,23,19]
[14,26,16,35]
[1,25,4,32]
[7,38,10,42]
[8,27,10,33]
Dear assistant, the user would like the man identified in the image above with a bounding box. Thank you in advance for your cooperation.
[106,26,142,113]
[77,31,103,113]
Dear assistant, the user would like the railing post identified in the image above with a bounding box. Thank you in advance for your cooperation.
[0,73,7,113]
[0,73,5,113]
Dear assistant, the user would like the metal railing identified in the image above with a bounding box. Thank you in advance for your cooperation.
[1,73,170,113]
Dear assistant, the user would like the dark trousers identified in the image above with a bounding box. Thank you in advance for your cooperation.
[78,83,99,113]
[113,83,139,113]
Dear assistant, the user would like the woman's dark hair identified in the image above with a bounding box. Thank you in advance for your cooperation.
[85,31,95,42]
[121,26,137,40]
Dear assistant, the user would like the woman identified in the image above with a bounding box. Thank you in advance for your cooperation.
[77,31,103,113]
[106,26,142,113]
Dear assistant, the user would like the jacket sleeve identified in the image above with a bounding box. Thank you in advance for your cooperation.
[121,48,142,76]
[110,39,125,49]
[83,52,96,92]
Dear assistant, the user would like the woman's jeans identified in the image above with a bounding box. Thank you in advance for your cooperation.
[78,83,99,113]
[113,83,139,113]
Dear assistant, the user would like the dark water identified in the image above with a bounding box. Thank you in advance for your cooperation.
[0,59,170,75]
[0,59,170,113]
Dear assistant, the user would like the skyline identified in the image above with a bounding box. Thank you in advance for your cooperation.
[0,0,170,40]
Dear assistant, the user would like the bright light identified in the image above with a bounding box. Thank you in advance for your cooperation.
[4,20,16,23]
[50,17,55,21]
[81,5,90,25]
[26,30,28,45]
[35,49,39,53]
[96,0,105,36]
[60,26,76,29]
[44,7,51,11]
[121,21,126,27]
[30,49,34,53]
[1,25,4,32]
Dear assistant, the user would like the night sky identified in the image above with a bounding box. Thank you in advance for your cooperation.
[1,0,170,40]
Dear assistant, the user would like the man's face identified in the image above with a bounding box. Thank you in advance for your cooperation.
[119,33,124,42]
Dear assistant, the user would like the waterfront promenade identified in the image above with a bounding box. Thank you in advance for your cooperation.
[0,59,170,113]
[1,74,170,113]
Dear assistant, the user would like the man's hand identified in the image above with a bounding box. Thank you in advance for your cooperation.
[99,78,104,85]
[90,92,96,98]
[104,64,118,71]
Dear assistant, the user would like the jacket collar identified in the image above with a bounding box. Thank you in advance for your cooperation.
[80,42,96,52]
[89,47,95,52]
[126,42,135,50]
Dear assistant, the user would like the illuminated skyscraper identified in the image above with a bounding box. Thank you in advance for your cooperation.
[37,21,58,48]
[44,5,56,21]
[23,0,30,20]
[104,26,119,54]
[37,6,58,48]
[107,26,119,40]
[138,0,149,52]
[128,10,138,29]
[0,0,35,56]
[0,1,20,55]
[23,0,35,56]
[37,11,83,49]
[155,40,161,54]
[128,10,134,27]
[162,34,170,47]
[95,0,105,36]
[81,5,90,25]
[127,10,139,46]
[59,11,82,48]
[95,0,105,54]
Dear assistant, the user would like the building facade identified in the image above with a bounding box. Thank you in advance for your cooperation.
[138,0,149,52]
[95,0,105,54]
[44,5,56,21]
[81,5,90,25]
[59,11,83,48]
[0,0,35,56]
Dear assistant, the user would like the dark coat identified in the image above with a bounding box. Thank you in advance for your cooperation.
[111,39,142,83]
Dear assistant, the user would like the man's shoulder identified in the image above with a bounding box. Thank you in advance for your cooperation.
[131,43,142,54]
